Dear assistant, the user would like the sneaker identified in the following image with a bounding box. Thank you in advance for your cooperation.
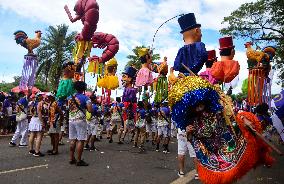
[132,143,138,148]
[46,150,53,154]
[19,144,28,148]
[109,139,113,143]
[9,142,16,147]
[29,150,35,154]
[69,159,76,165]
[89,146,98,152]
[84,144,90,150]
[76,160,89,166]
[33,152,45,157]
[194,174,199,180]
[146,139,149,142]
[155,145,159,152]
[178,171,185,178]
[107,137,110,139]
[118,141,124,145]
[48,151,58,155]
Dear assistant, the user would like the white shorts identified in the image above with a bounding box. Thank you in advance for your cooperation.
[146,123,157,133]
[29,117,42,132]
[69,120,88,141]
[177,129,196,157]
[87,123,99,136]
[125,119,135,130]
[157,125,169,137]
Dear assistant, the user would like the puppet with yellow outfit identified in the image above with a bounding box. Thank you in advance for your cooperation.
[97,58,119,90]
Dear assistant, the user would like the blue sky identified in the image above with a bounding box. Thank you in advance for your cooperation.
[0,0,281,94]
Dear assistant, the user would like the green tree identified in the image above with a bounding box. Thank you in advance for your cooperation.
[36,24,77,90]
[125,46,160,69]
[220,0,284,86]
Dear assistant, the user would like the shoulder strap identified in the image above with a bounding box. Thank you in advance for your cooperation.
[71,95,86,117]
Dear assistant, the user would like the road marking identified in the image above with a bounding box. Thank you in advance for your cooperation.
[170,169,196,184]
[0,164,48,175]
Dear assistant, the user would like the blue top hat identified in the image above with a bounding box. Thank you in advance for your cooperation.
[178,13,201,33]
[123,66,137,79]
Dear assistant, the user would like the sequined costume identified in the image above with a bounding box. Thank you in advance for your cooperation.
[169,76,274,184]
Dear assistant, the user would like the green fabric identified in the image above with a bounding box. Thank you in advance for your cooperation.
[56,79,75,100]
[154,75,168,103]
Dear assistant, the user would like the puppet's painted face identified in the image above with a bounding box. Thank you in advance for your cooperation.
[121,74,132,87]
[195,103,205,112]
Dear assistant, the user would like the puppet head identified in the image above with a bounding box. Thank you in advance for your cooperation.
[219,36,235,60]
[122,66,137,87]
[178,13,202,43]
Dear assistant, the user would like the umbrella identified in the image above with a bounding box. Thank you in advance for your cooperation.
[11,86,40,95]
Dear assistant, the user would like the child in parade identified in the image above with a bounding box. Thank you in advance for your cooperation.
[47,92,64,155]
[155,110,170,153]
[109,98,124,144]
[85,94,100,151]
[122,102,135,142]
[134,101,147,150]
[28,92,46,157]
[10,91,29,147]
[104,111,112,139]
[145,103,157,145]
[68,81,93,166]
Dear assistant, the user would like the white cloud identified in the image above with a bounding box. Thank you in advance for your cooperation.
[1,0,281,94]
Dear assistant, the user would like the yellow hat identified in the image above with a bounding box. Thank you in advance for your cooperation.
[106,58,118,67]
[138,48,150,57]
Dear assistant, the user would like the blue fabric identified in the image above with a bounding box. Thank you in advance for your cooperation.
[173,42,207,74]
[160,107,170,117]
[18,97,28,108]
[68,93,91,110]
[92,104,99,116]
[137,109,146,119]
[276,105,284,120]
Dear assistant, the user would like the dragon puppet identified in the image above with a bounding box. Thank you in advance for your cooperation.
[14,30,42,90]
[169,76,276,184]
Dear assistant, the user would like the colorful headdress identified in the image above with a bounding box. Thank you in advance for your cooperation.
[169,76,223,129]
[138,48,150,58]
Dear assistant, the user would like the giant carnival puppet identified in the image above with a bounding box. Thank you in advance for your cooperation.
[64,0,119,82]
[169,13,280,184]
[14,30,42,90]
[122,66,138,123]
[211,36,240,84]
[63,0,119,105]
[199,50,218,85]
[135,48,154,101]
[244,42,276,107]
[153,57,169,103]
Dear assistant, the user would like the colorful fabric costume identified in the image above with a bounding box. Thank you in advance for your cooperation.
[173,42,207,74]
[97,58,119,90]
[56,62,76,100]
[199,68,218,85]
[122,66,138,121]
[169,76,274,184]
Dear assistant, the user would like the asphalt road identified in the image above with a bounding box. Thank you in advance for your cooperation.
[0,134,283,184]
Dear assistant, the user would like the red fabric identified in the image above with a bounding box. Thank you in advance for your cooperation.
[211,60,240,83]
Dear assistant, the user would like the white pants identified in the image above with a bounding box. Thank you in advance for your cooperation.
[177,129,196,157]
[271,113,284,141]
[11,119,29,145]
